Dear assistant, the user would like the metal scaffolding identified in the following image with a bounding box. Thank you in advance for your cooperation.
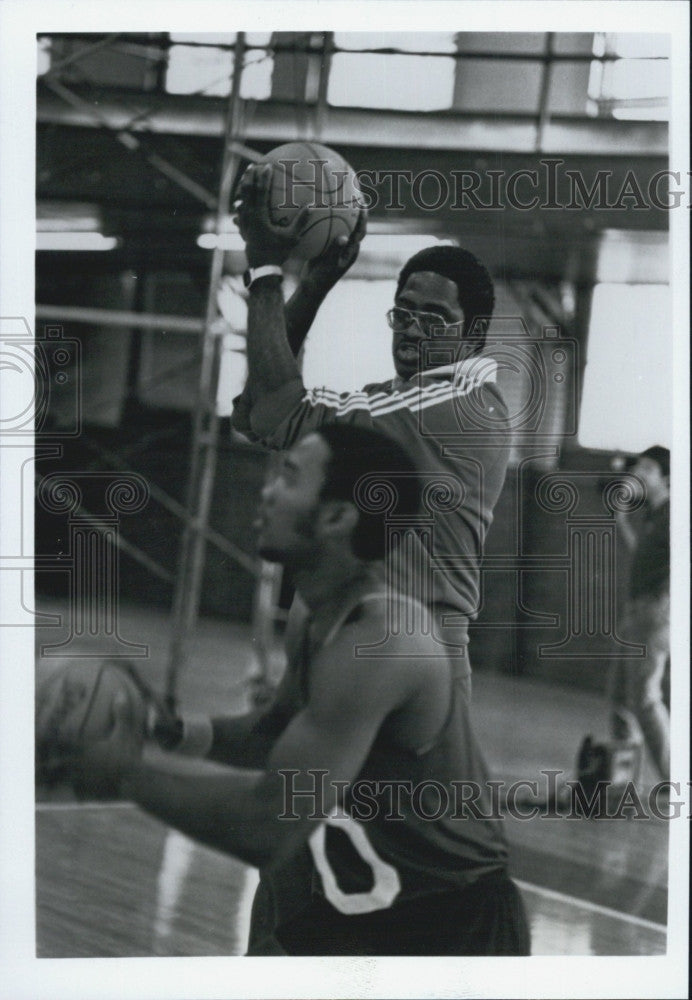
[34,30,669,709]
[165,33,248,708]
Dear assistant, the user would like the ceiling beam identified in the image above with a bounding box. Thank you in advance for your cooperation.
[37,86,667,158]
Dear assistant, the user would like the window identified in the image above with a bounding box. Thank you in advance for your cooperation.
[334,32,457,54]
[37,36,51,76]
[587,33,669,121]
[579,282,671,452]
[302,278,396,391]
[328,53,456,112]
[329,33,456,111]
[166,35,274,100]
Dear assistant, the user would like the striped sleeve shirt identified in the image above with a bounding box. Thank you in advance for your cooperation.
[240,357,511,624]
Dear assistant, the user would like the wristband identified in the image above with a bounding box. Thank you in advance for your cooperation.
[175,714,214,757]
[154,713,213,757]
[243,265,283,289]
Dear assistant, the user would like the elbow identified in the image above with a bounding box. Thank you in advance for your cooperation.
[217,774,306,870]
[215,814,302,871]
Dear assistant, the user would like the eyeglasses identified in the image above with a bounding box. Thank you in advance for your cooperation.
[386,306,462,336]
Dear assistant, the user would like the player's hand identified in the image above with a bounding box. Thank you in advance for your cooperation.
[74,693,145,799]
[234,164,309,268]
[303,206,367,292]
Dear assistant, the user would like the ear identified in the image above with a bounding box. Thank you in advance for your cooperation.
[317,500,359,540]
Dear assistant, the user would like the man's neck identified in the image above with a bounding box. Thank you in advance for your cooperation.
[292,556,383,615]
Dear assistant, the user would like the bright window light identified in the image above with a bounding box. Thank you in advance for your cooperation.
[360,234,454,257]
[216,334,247,417]
[328,53,455,111]
[611,104,669,122]
[588,33,669,120]
[606,34,670,59]
[579,283,671,452]
[37,37,51,76]
[170,33,236,45]
[166,45,273,99]
[302,278,396,392]
[36,232,119,251]
[169,33,272,47]
[37,202,102,232]
[602,58,669,108]
[240,49,273,100]
[334,32,457,54]
[197,232,246,251]
[167,45,233,96]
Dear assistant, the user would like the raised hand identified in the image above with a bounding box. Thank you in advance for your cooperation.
[302,205,368,292]
[234,164,310,268]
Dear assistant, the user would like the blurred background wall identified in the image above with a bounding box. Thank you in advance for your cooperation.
[34,31,672,690]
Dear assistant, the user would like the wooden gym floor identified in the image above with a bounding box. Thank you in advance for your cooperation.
[35,598,671,957]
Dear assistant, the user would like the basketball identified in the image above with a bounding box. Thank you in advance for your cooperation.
[256,141,362,260]
[36,659,147,797]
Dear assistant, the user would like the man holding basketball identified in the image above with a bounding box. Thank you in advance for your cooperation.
[59,423,529,956]
[233,162,512,701]
[224,160,513,956]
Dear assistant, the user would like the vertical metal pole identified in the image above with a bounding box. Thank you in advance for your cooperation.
[314,31,334,138]
[535,32,554,153]
[166,34,247,707]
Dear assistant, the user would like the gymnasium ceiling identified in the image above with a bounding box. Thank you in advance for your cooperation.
[36,32,670,282]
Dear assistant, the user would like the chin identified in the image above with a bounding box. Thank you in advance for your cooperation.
[394,361,417,380]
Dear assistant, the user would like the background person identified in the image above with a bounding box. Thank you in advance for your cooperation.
[609,445,670,781]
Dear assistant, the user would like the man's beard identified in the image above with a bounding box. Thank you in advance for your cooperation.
[257,505,319,566]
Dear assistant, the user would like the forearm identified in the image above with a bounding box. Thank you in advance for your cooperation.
[164,707,288,769]
[284,277,331,355]
[246,278,302,395]
[231,279,310,429]
[208,710,286,768]
[122,748,292,869]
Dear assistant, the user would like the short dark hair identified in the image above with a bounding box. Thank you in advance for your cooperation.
[639,445,670,480]
[396,245,495,355]
[316,424,421,560]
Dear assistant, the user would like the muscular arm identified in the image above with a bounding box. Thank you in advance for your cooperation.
[284,276,331,356]
[121,750,286,869]
[168,654,300,769]
[232,276,326,424]
[233,181,365,422]
[246,277,302,396]
[284,210,365,355]
[120,612,429,870]
[206,669,298,768]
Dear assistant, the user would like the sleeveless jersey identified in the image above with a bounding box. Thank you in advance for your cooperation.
[256,588,508,938]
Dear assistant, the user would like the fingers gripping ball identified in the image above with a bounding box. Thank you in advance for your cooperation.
[256,142,362,260]
[36,660,147,798]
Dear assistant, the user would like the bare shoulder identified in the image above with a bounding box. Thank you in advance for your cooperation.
[347,592,438,653]
[313,592,446,692]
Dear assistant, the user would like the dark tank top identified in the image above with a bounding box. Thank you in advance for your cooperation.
[309,659,507,914]
[265,590,507,929]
